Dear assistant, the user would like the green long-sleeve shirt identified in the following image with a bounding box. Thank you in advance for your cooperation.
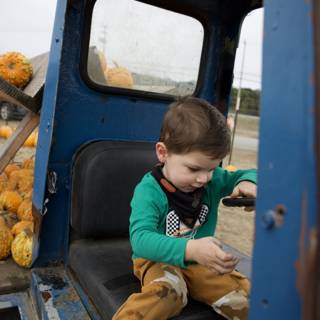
[130,166,257,268]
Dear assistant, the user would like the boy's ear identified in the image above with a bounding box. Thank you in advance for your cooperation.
[155,142,168,163]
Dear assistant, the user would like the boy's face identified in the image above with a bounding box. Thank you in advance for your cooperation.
[156,142,221,193]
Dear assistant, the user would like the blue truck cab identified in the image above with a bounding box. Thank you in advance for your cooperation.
[0,0,319,319]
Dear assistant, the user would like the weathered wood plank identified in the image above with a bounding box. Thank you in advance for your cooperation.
[0,258,30,295]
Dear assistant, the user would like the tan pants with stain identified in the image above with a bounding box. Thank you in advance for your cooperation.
[112,258,250,320]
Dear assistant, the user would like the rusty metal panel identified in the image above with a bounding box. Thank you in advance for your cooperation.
[31,267,91,320]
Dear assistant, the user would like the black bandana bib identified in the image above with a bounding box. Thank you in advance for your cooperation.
[151,165,205,228]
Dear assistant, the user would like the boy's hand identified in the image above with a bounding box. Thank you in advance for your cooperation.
[230,181,257,211]
[185,237,239,275]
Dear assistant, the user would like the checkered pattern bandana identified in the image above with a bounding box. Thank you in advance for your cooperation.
[151,165,205,228]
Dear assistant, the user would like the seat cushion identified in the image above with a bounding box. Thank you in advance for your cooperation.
[69,239,225,320]
[71,140,157,237]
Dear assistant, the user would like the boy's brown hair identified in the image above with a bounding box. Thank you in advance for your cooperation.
[159,96,231,159]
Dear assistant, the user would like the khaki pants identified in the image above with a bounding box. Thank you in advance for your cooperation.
[112,258,250,320]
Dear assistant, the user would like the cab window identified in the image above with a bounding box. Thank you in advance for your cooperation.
[88,0,204,95]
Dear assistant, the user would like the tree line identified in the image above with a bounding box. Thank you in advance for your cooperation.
[229,87,260,116]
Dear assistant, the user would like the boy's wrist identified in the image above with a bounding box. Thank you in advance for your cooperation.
[185,239,196,262]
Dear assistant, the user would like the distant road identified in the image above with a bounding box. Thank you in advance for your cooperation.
[234,135,258,151]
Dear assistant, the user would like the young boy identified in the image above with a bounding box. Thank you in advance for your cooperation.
[113,97,257,320]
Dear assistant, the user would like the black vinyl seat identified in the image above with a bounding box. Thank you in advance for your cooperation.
[69,238,221,320]
[68,140,249,320]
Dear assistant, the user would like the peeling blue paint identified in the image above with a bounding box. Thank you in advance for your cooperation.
[0,291,37,320]
[31,267,90,320]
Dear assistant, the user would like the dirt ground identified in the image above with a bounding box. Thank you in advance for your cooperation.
[1,116,258,256]
[218,148,257,256]
[216,114,259,256]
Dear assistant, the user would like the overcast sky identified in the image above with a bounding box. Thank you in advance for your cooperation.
[0,1,263,89]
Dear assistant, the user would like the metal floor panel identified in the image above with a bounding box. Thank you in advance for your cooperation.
[0,290,39,320]
[0,258,31,295]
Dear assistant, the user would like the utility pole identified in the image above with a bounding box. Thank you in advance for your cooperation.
[98,25,107,54]
[228,40,246,165]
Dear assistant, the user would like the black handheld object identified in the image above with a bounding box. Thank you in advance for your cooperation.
[222,197,256,207]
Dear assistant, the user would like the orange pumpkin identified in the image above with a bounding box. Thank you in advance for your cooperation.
[4,163,21,177]
[0,211,18,228]
[6,177,18,191]
[0,52,33,88]
[11,229,33,267]
[33,131,38,147]
[105,63,133,89]
[22,158,35,170]
[24,131,37,147]
[0,173,8,193]
[7,169,33,191]
[10,169,33,179]
[17,176,33,194]
[0,191,23,213]
[11,220,34,237]
[0,216,6,228]
[0,125,13,139]
[17,199,33,221]
[21,189,33,201]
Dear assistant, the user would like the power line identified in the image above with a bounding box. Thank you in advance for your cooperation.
[228,40,247,165]
[233,77,261,84]
[234,71,261,78]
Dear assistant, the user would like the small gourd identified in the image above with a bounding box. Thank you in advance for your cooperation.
[17,199,33,221]
[11,221,34,237]
[0,52,33,88]
[7,169,33,191]
[11,229,33,268]
[0,191,23,213]
[4,163,21,177]
[0,211,19,228]
[10,169,33,180]
[23,131,37,147]
[17,176,33,194]
[33,131,38,147]
[22,189,33,201]
[0,125,13,139]
[22,157,35,170]
[0,173,8,193]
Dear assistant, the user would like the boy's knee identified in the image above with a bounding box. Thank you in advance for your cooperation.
[211,289,249,320]
[149,282,186,305]
[151,267,188,307]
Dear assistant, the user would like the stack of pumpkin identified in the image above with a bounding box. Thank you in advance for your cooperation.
[105,61,134,89]
[0,157,34,268]
[0,53,35,268]
[96,50,134,89]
